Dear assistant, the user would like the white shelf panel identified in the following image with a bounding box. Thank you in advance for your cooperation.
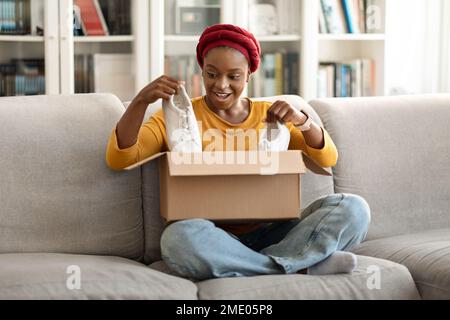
[74,35,134,43]
[165,35,200,42]
[256,35,301,42]
[164,34,301,43]
[318,34,386,41]
[0,35,44,42]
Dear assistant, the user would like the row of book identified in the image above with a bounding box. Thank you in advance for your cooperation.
[248,0,301,36]
[75,53,135,102]
[0,58,45,96]
[74,55,94,94]
[165,55,205,98]
[249,52,300,98]
[1,54,134,99]
[0,0,131,36]
[74,0,131,36]
[317,59,376,98]
[0,0,43,35]
[320,0,384,34]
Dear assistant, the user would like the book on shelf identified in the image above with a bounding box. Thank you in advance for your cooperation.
[0,58,45,96]
[74,53,135,102]
[358,0,366,33]
[164,55,204,98]
[74,54,94,93]
[0,0,34,35]
[342,0,361,33]
[318,59,375,98]
[74,0,109,36]
[249,51,299,98]
[318,2,328,34]
[361,59,375,96]
[320,0,348,34]
[320,0,384,34]
[263,53,276,96]
[97,0,131,35]
[73,4,84,36]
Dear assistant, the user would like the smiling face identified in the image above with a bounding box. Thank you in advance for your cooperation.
[202,47,250,112]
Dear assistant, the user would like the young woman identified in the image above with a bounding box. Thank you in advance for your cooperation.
[106,24,370,280]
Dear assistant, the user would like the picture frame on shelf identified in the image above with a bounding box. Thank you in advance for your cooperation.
[175,0,220,35]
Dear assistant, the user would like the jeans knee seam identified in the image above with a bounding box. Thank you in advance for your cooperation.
[298,193,348,256]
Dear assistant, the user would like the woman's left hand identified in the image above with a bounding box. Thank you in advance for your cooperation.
[264,100,307,126]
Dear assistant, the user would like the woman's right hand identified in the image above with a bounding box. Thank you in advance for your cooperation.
[135,75,184,105]
[115,76,184,150]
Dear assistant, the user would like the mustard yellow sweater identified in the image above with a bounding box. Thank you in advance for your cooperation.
[106,97,338,235]
[107,96,337,169]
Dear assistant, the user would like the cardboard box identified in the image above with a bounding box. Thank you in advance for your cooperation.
[125,151,331,223]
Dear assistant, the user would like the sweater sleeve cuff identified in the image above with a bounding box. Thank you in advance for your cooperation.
[304,128,337,166]
[110,128,138,153]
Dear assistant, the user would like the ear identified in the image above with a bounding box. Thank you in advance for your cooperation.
[246,71,251,83]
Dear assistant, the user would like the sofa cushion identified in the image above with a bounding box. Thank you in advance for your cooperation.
[0,94,143,260]
[0,253,197,299]
[195,256,419,300]
[352,228,450,300]
[140,95,335,264]
[310,95,450,240]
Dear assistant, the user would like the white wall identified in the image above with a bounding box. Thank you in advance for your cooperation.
[385,0,450,95]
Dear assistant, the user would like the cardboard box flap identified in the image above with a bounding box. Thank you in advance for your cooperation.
[301,153,332,176]
[124,152,167,170]
[125,151,332,176]
[166,151,306,176]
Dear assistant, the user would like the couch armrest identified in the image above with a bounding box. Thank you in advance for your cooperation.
[310,94,450,240]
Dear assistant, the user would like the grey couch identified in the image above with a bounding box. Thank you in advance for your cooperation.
[0,93,448,300]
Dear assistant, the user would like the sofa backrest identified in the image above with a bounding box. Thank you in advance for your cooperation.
[310,94,450,240]
[0,94,144,260]
[141,95,335,264]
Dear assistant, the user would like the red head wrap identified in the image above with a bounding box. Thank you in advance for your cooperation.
[196,24,261,73]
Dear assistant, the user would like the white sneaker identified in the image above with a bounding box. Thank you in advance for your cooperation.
[162,85,202,152]
[259,121,291,151]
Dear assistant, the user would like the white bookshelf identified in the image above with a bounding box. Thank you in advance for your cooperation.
[152,0,389,101]
[73,35,135,42]
[312,0,390,99]
[318,33,386,41]
[0,0,149,100]
[59,0,149,98]
[256,35,301,42]
[158,0,304,97]
[1,0,388,101]
[0,35,44,42]
[164,35,199,42]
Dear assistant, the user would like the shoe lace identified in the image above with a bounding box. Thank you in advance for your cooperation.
[260,138,270,151]
[177,111,200,147]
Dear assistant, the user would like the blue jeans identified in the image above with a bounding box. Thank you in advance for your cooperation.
[160,193,371,281]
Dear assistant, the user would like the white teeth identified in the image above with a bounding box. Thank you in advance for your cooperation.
[215,93,230,98]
